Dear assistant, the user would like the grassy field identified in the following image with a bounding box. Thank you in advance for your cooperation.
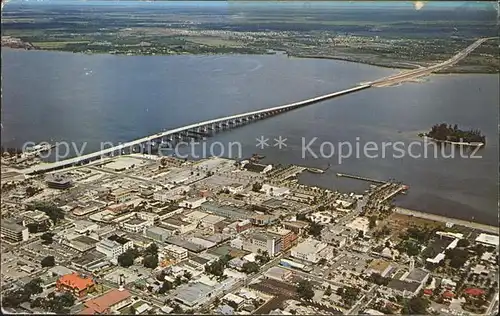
[32,41,90,49]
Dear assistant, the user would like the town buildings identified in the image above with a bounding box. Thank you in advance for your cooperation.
[56,273,95,298]
[1,220,29,242]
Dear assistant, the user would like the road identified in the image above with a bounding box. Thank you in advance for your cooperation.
[371,37,495,87]
[86,166,167,188]
[348,285,378,315]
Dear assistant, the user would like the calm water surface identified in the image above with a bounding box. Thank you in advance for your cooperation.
[2,49,498,224]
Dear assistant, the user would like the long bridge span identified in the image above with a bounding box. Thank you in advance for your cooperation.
[21,37,494,175]
[24,84,370,174]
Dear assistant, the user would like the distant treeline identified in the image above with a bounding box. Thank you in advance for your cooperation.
[425,123,486,144]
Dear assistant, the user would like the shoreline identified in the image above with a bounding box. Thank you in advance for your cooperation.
[419,135,485,147]
[2,46,498,75]
[395,207,498,235]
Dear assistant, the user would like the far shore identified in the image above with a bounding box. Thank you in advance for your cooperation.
[2,45,498,75]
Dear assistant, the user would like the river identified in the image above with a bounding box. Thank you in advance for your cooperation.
[1,48,498,225]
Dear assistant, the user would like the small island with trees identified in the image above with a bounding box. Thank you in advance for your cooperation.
[419,123,486,147]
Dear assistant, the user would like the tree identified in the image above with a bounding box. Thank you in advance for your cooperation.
[337,286,360,307]
[369,216,377,229]
[144,243,159,257]
[214,296,221,307]
[324,285,332,296]
[172,304,183,314]
[118,251,135,268]
[369,273,390,286]
[158,281,173,294]
[227,300,239,311]
[252,182,262,192]
[205,260,225,277]
[256,251,270,265]
[29,202,65,224]
[296,213,307,221]
[143,255,158,269]
[157,270,167,281]
[402,297,429,315]
[174,275,183,286]
[130,306,136,315]
[23,278,43,296]
[474,244,486,257]
[242,262,259,274]
[26,186,38,197]
[41,255,55,268]
[41,232,54,245]
[1,289,30,308]
[318,258,327,266]
[308,222,323,237]
[31,297,46,309]
[457,239,470,248]
[184,271,192,280]
[296,280,314,301]
[358,230,364,239]
[445,248,469,269]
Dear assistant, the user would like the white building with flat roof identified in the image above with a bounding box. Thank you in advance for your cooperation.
[179,197,207,209]
[291,239,328,263]
[260,184,290,197]
[121,218,153,233]
[160,244,188,261]
[96,239,124,259]
[475,233,499,248]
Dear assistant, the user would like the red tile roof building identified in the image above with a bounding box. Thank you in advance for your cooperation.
[464,288,485,297]
[56,273,95,298]
[80,288,132,315]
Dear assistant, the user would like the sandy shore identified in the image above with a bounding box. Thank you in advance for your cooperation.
[395,207,498,235]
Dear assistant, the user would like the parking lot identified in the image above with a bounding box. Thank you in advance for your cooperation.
[23,240,78,262]
[1,252,39,286]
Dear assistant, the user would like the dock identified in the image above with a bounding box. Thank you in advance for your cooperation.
[336,173,387,184]
[380,185,409,203]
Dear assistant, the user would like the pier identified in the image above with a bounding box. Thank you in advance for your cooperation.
[336,173,387,184]
[380,184,409,203]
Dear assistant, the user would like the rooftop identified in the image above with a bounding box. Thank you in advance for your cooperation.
[387,279,420,293]
[172,282,215,306]
[72,235,99,246]
[292,239,327,255]
[283,220,309,229]
[108,234,130,245]
[475,233,499,246]
[405,268,429,283]
[1,220,26,232]
[57,273,94,291]
[84,289,131,314]
[125,218,147,226]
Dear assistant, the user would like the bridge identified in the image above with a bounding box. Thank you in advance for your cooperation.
[23,85,370,174]
[21,37,494,175]
[370,37,495,87]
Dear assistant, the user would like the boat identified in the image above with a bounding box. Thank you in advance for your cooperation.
[25,142,54,154]
[307,167,325,174]
[252,154,265,159]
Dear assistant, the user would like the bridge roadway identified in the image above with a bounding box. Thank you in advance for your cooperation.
[23,84,370,174]
[371,37,495,87]
[21,37,494,175]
